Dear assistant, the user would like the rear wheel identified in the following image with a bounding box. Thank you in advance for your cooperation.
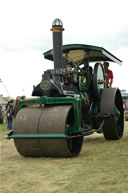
[100,88,124,140]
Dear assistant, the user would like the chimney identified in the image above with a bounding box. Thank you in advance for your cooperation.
[51,18,64,69]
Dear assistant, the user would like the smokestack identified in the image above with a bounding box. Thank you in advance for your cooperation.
[51,18,64,69]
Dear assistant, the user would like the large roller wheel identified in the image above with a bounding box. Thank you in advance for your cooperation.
[100,88,124,140]
[13,105,83,157]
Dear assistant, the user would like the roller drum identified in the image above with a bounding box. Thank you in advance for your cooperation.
[14,106,83,157]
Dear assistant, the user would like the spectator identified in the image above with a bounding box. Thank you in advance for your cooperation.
[13,96,21,118]
[104,62,113,87]
[0,105,4,124]
[6,100,14,130]
[21,95,26,100]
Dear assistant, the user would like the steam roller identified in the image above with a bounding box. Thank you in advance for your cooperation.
[8,19,124,157]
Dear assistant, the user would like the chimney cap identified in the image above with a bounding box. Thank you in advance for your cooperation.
[52,18,63,28]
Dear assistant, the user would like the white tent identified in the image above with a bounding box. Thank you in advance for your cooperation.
[0,96,10,105]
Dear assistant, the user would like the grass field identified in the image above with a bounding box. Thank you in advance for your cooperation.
[0,122,128,193]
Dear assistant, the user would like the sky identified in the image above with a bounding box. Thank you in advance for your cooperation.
[0,0,128,98]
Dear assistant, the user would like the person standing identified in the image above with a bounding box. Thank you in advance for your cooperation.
[82,59,93,74]
[6,100,14,130]
[13,96,21,118]
[104,62,113,87]
[21,95,26,100]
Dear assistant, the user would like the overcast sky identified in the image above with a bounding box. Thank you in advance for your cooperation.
[0,0,128,98]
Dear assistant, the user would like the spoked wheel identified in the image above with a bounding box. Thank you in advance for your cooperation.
[100,88,124,140]
[13,105,83,157]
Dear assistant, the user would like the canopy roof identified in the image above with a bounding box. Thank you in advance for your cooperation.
[44,44,122,65]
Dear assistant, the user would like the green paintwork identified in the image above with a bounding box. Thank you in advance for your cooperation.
[13,96,86,140]
[18,96,83,131]
[7,134,67,139]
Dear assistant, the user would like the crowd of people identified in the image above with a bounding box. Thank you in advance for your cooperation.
[5,96,26,130]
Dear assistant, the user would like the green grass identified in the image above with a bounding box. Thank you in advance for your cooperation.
[0,122,128,193]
